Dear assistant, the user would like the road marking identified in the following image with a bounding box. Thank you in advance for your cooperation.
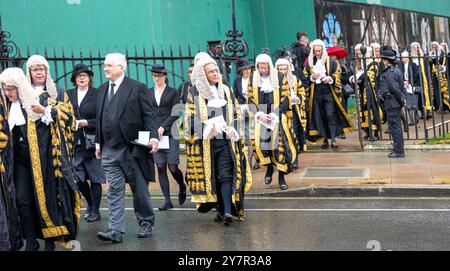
[85,208,450,212]
[127,196,450,201]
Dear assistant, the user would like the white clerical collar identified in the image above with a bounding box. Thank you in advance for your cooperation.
[8,100,26,131]
[32,84,45,91]
[260,76,273,93]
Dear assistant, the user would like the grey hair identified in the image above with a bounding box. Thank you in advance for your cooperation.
[105,53,127,70]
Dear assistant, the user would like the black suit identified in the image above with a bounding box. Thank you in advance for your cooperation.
[95,76,158,232]
[68,87,98,158]
[232,76,247,104]
[149,86,180,137]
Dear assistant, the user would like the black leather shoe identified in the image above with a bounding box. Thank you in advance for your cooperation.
[158,201,173,211]
[84,205,93,220]
[223,213,233,226]
[321,141,329,149]
[264,177,272,185]
[137,224,152,238]
[213,213,223,223]
[280,184,289,190]
[388,152,405,158]
[97,230,122,243]
[86,212,101,222]
[178,185,187,205]
[331,141,338,149]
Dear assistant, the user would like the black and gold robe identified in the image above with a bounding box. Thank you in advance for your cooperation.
[184,84,252,219]
[292,77,307,152]
[430,54,450,111]
[247,72,297,173]
[13,92,81,243]
[0,97,22,251]
[357,62,383,135]
[303,57,355,143]
[415,57,433,111]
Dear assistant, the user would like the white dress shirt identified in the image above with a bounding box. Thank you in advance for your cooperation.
[109,74,125,96]
[77,87,89,106]
[154,86,165,106]
[241,77,249,99]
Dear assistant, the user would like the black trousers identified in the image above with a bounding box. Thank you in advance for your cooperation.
[387,110,404,155]
[14,155,40,242]
[211,140,234,215]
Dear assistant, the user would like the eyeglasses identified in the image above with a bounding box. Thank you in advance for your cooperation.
[152,73,166,77]
[30,67,46,73]
[206,69,219,75]
[76,74,90,78]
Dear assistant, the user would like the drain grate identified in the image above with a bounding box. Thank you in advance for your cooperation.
[301,167,370,179]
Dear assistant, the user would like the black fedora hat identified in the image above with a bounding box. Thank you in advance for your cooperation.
[237,58,254,72]
[151,64,168,74]
[71,63,93,83]
[381,46,397,61]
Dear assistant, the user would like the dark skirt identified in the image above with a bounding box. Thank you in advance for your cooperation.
[153,136,180,165]
[74,147,105,184]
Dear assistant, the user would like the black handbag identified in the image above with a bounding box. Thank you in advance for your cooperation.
[75,105,96,151]
[84,133,96,151]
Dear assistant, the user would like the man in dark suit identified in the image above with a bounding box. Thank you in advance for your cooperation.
[95,53,158,243]
[290,32,310,71]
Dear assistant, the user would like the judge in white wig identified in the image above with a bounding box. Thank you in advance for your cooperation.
[303,39,355,148]
[184,57,252,225]
[0,67,80,251]
[247,53,297,190]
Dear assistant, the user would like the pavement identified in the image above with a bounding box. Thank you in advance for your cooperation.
[101,149,450,199]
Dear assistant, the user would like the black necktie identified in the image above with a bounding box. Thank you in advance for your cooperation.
[109,83,116,102]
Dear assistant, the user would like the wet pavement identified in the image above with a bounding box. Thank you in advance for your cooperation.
[74,197,450,251]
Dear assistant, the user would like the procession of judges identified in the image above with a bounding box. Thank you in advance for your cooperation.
[1,34,449,250]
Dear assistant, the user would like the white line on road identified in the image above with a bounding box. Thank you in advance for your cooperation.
[85,208,450,212]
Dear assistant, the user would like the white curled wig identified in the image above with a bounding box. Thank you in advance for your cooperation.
[441,43,449,54]
[192,52,214,87]
[0,67,42,121]
[431,41,443,54]
[308,39,328,67]
[253,53,279,90]
[275,58,295,88]
[192,57,224,100]
[410,42,424,57]
[26,54,58,100]
[370,42,381,55]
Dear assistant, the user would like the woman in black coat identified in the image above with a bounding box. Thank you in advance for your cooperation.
[149,64,186,210]
[68,64,105,222]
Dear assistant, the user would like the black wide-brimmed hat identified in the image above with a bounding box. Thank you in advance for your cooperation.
[70,63,93,83]
[237,58,254,72]
[151,64,168,74]
[207,40,222,46]
[381,46,397,61]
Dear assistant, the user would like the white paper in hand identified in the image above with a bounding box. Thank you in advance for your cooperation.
[258,113,279,131]
[137,131,150,145]
[159,136,170,149]
[203,115,228,132]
